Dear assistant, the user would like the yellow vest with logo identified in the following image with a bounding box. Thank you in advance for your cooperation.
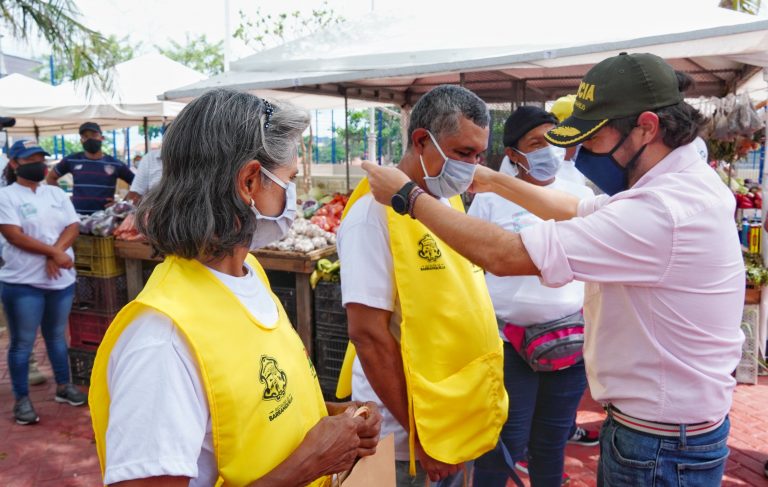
[90,255,330,487]
[336,178,507,464]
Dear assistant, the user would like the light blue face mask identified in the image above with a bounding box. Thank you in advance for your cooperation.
[419,131,477,198]
[512,145,564,182]
[249,166,298,250]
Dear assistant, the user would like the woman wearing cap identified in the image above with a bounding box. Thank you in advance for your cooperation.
[469,107,592,487]
[88,89,382,487]
[362,54,743,487]
[0,140,87,425]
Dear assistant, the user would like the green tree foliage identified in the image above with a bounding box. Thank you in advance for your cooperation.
[138,124,163,141]
[157,34,224,75]
[234,0,344,52]
[35,34,135,84]
[719,0,762,14]
[0,0,123,91]
[39,133,116,157]
[309,108,403,164]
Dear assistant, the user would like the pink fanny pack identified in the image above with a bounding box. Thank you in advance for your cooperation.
[503,310,584,372]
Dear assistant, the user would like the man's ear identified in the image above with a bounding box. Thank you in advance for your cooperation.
[636,111,660,144]
[411,128,431,155]
[238,160,263,204]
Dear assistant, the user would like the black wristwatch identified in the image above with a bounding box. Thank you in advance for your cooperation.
[391,181,417,215]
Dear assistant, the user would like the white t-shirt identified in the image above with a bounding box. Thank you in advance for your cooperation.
[0,183,79,289]
[130,149,163,196]
[104,262,278,486]
[337,193,450,461]
[467,164,593,328]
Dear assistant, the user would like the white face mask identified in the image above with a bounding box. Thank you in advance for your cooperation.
[249,167,297,250]
[512,145,564,182]
[419,130,477,198]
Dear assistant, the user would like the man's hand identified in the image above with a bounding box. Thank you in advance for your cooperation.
[299,407,363,479]
[51,249,73,269]
[360,162,411,206]
[415,440,463,482]
[468,164,496,194]
[45,258,62,280]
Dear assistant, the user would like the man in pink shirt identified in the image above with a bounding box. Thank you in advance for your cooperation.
[361,53,744,487]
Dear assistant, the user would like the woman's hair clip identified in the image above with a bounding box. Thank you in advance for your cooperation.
[263,100,274,129]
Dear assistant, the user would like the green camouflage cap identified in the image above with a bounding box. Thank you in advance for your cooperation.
[545,52,683,147]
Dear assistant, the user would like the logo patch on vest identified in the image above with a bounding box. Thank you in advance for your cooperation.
[418,234,446,271]
[260,355,288,401]
[418,234,442,262]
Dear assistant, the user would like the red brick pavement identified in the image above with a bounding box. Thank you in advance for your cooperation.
[0,329,766,486]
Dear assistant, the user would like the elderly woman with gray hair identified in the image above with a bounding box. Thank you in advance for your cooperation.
[88,89,382,487]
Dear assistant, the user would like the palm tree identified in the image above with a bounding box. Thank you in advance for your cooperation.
[719,0,762,15]
[0,0,116,89]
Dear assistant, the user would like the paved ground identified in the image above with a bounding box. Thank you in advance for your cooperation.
[0,328,766,486]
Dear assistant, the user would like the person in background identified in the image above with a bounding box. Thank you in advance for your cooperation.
[362,53,744,487]
[337,85,508,486]
[46,122,134,214]
[0,140,47,386]
[469,106,593,487]
[0,140,87,425]
[89,89,382,486]
[125,147,162,204]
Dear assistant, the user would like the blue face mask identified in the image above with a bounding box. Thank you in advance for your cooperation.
[512,145,564,182]
[574,133,645,196]
[419,131,477,198]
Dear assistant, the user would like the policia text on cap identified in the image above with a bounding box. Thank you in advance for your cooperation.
[361,53,744,487]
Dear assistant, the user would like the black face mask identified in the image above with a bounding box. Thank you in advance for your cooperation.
[83,138,102,154]
[15,162,47,182]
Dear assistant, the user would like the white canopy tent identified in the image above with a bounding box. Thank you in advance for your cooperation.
[1,53,205,136]
[163,0,768,106]
[0,74,82,136]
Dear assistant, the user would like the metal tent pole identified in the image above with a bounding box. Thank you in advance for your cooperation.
[344,90,350,193]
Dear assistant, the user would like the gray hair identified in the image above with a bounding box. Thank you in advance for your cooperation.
[407,85,490,148]
[136,88,309,259]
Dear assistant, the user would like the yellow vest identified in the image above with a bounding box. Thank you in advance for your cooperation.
[90,255,330,487]
[336,179,507,465]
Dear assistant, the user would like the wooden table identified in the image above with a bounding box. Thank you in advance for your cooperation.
[114,240,337,356]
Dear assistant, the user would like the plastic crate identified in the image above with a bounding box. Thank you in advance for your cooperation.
[315,331,349,399]
[74,235,124,277]
[69,348,96,386]
[273,286,297,327]
[314,281,347,336]
[73,275,128,315]
[69,311,116,351]
[74,235,116,258]
[75,255,125,278]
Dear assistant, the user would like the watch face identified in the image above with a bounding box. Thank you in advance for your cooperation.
[392,194,407,214]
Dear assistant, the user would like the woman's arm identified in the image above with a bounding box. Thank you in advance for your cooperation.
[248,409,364,487]
[0,224,72,267]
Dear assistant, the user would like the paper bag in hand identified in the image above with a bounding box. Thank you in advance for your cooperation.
[339,434,395,487]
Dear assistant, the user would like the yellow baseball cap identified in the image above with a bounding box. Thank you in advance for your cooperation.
[550,94,576,123]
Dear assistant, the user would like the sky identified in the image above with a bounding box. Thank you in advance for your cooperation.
[5,0,415,60]
[3,0,768,152]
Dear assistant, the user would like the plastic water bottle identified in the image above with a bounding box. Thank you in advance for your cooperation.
[741,217,750,246]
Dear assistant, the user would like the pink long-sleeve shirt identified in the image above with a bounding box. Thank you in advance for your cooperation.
[521,142,745,423]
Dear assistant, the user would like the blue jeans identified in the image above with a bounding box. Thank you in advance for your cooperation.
[473,342,587,487]
[3,282,74,399]
[597,415,730,487]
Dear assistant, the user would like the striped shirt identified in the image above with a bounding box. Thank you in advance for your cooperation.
[54,153,134,215]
